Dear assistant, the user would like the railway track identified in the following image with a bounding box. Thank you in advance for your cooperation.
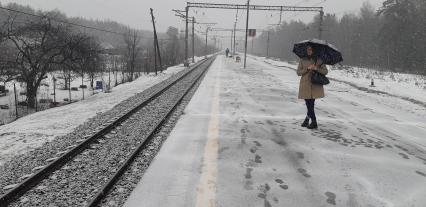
[0,56,216,207]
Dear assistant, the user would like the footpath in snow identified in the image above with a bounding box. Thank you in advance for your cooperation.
[125,55,426,207]
[0,59,203,166]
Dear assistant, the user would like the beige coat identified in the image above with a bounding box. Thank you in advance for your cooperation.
[297,58,328,99]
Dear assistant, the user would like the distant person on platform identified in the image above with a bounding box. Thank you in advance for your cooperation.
[225,48,230,57]
[297,45,328,129]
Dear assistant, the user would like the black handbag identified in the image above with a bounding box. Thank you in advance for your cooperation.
[311,71,330,85]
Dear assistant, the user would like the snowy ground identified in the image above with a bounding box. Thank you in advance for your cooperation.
[125,55,426,207]
[0,59,204,166]
[0,71,128,125]
[0,57,208,125]
[254,56,426,105]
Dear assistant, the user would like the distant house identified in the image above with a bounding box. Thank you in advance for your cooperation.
[100,42,115,55]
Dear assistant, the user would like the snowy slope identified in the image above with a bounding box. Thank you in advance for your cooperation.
[0,60,203,166]
[253,56,426,105]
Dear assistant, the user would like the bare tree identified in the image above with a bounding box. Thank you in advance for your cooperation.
[0,42,18,86]
[123,28,141,82]
[0,16,18,86]
[5,16,72,108]
[165,26,180,66]
[62,34,103,89]
[4,12,104,108]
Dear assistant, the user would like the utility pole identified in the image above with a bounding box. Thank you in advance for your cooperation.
[184,5,189,67]
[52,76,56,104]
[192,17,195,63]
[155,22,162,72]
[230,30,233,53]
[151,8,162,74]
[14,82,18,119]
[233,22,237,55]
[154,37,157,75]
[81,70,85,100]
[173,9,196,64]
[68,69,71,103]
[205,27,210,59]
[108,63,111,92]
[266,30,271,58]
[233,8,238,56]
[185,2,324,63]
[244,0,250,68]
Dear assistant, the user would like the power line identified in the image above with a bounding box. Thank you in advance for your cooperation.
[286,0,326,20]
[0,5,172,41]
[187,2,322,11]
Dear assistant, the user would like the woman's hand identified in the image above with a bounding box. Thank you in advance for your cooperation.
[307,64,317,71]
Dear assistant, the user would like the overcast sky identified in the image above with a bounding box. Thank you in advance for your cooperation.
[0,0,384,37]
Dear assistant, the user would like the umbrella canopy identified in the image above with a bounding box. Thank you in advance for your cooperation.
[292,39,343,65]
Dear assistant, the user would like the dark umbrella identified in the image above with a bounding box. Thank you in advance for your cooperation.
[292,39,343,65]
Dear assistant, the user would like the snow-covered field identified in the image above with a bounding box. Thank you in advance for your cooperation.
[0,59,204,166]
[0,58,207,125]
[254,56,426,105]
[0,72,126,125]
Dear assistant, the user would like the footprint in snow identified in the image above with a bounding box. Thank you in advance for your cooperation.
[296,152,305,159]
[275,179,289,190]
[297,168,311,178]
[416,171,426,177]
[325,192,336,205]
[255,154,262,163]
[253,141,262,147]
[245,168,253,179]
[398,152,409,159]
[257,183,273,207]
[250,146,258,154]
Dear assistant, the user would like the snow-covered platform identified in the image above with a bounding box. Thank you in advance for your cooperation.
[124,55,426,207]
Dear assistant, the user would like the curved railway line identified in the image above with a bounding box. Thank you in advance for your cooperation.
[0,56,216,207]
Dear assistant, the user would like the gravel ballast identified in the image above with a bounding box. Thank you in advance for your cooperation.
[98,61,210,207]
[0,58,214,206]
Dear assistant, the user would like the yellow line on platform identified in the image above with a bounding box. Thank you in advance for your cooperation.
[195,58,221,207]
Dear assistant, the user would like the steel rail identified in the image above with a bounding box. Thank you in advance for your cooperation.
[86,56,216,207]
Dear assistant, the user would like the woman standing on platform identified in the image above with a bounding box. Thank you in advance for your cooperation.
[296,46,328,129]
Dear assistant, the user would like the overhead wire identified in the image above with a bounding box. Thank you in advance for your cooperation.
[286,0,326,20]
[0,5,173,40]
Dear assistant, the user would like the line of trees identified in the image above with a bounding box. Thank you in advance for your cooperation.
[0,13,104,108]
[252,0,426,75]
[0,3,217,111]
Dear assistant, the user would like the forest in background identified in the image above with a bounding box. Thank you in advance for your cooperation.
[252,0,426,75]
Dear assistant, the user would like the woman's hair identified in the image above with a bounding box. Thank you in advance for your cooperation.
[307,45,322,65]
[307,45,315,55]
[307,45,313,50]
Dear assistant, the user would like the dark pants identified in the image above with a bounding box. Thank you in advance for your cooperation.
[305,99,316,122]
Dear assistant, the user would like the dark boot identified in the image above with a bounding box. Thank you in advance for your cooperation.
[307,120,318,129]
[301,118,309,127]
